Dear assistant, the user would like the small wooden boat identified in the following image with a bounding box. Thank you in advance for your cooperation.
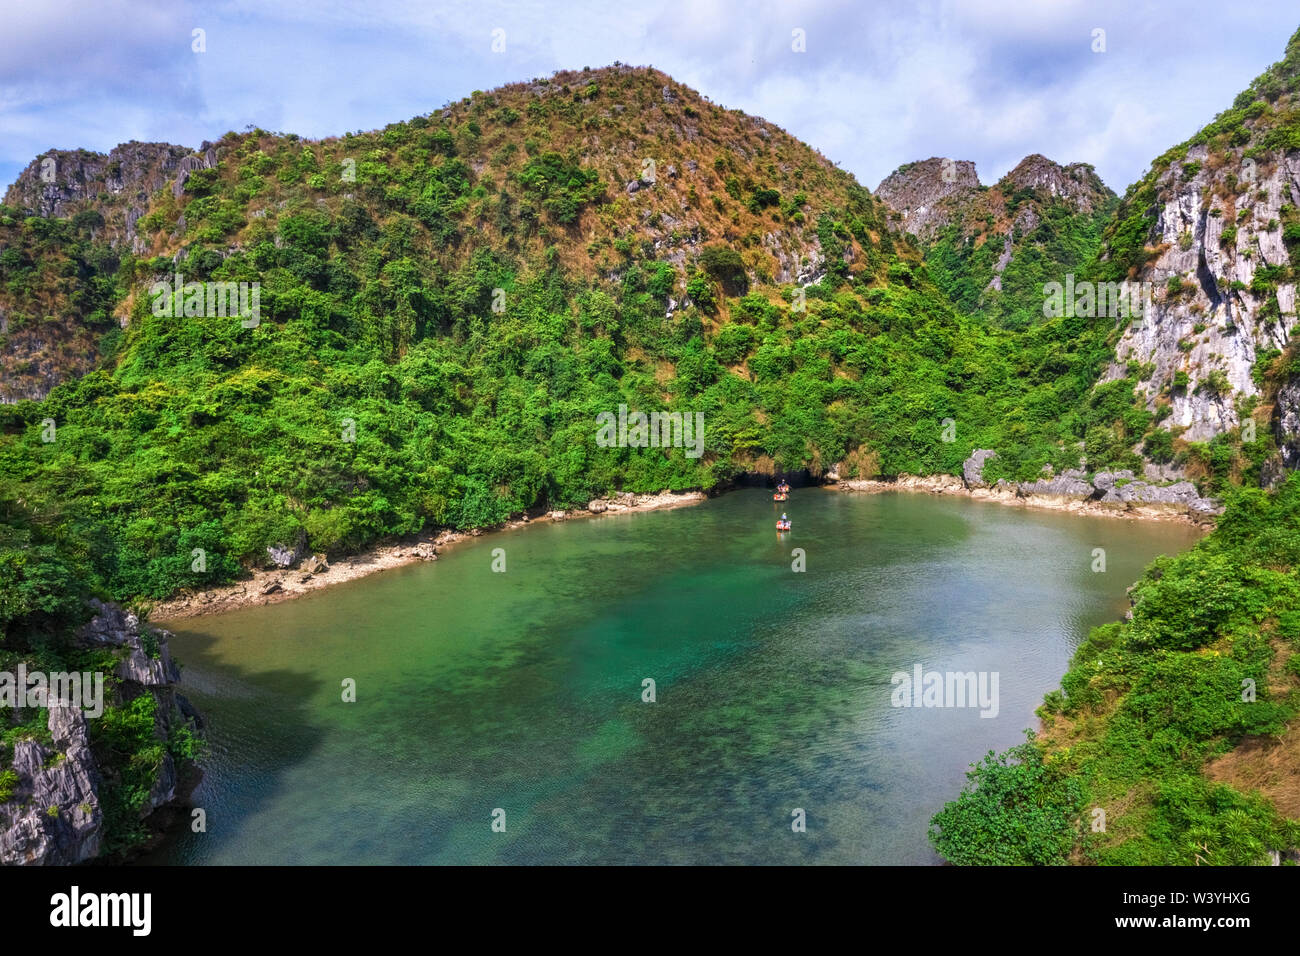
[776,519,791,531]
[773,492,788,501]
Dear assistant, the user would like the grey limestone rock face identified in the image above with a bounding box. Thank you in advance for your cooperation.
[962,449,998,487]
[267,544,297,567]
[170,147,218,199]
[1102,149,1300,446]
[0,707,102,865]
[1016,468,1093,500]
[1097,477,1204,509]
[1277,375,1300,471]
[4,141,192,226]
[875,157,980,240]
[960,456,1222,514]
[78,599,180,686]
[2,600,200,865]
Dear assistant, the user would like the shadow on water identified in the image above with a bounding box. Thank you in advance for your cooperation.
[134,628,327,864]
[141,488,1201,864]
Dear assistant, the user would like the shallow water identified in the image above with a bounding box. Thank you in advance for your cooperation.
[147,488,1201,864]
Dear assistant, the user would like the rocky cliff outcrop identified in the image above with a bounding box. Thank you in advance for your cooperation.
[962,448,999,487]
[3,141,196,252]
[1276,373,1300,468]
[875,157,980,240]
[0,600,201,865]
[959,450,1222,516]
[1097,28,1300,470]
[876,154,1111,242]
[0,705,102,865]
[876,154,1116,326]
[0,142,224,404]
[1004,154,1109,219]
[1100,147,1300,442]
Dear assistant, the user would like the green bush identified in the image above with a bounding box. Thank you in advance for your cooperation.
[698,245,748,293]
[929,736,1084,866]
[934,475,1300,864]
[515,153,602,224]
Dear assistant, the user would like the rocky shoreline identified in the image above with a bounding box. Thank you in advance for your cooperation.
[0,600,201,865]
[152,453,1223,623]
[832,449,1223,526]
[150,490,707,622]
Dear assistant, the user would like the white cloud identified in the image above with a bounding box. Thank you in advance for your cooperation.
[1,0,1297,197]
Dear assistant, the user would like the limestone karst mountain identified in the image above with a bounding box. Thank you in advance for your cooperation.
[875,156,981,240]
[876,153,1117,330]
[3,21,1300,870]
[1094,28,1300,476]
[5,142,199,252]
[1,65,903,404]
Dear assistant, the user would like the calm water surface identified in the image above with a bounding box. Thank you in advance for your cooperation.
[149,489,1201,864]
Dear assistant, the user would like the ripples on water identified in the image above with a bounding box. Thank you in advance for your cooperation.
[147,489,1201,865]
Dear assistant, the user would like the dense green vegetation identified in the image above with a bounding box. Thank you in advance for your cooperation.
[931,25,1300,866]
[0,211,122,401]
[931,475,1300,864]
[0,486,200,854]
[885,161,1154,484]
[0,67,1154,605]
[0,240,1151,601]
[0,69,1161,860]
[930,736,1085,865]
[4,41,1300,863]
[926,190,1115,332]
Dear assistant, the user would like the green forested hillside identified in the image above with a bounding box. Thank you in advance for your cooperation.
[0,211,121,403]
[2,48,1299,866]
[930,26,1300,866]
[924,174,1116,331]
[0,66,1141,606]
[932,474,1300,865]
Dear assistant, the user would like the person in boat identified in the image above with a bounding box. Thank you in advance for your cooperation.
[777,479,790,493]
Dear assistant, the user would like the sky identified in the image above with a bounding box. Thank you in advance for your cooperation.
[1,0,1298,198]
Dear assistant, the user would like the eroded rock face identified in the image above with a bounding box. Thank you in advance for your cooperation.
[1276,375,1300,472]
[267,544,298,568]
[3,141,195,248]
[1095,474,1205,511]
[1101,148,1300,445]
[1017,468,1093,500]
[875,157,980,240]
[266,530,309,570]
[0,707,102,865]
[1004,154,1109,218]
[1,600,200,865]
[876,153,1112,268]
[962,449,998,487]
[78,599,181,687]
[959,456,1221,515]
[171,148,218,199]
